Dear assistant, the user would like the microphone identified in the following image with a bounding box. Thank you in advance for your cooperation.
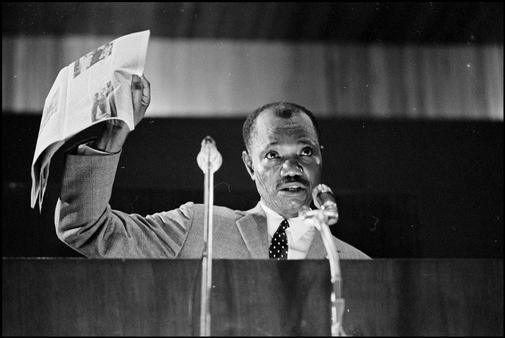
[312,184,339,225]
[308,184,345,336]
[197,136,222,174]
[196,135,222,337]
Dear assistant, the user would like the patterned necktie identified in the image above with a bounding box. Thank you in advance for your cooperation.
[269,219,290,259]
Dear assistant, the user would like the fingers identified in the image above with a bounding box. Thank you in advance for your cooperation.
[140,75,150,106]
[131,74,150,106]
[131,74,150,127]
[131,75,143,111]
[132,74,143,90]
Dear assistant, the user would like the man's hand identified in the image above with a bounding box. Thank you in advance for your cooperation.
[131,74,151,126]
[92,74,151,153]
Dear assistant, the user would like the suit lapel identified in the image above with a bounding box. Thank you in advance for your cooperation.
[306,229,327,259]
[306,229,344,259]
[235,203,269,258]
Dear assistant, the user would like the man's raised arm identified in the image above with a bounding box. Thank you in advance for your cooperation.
[54,75,194,258]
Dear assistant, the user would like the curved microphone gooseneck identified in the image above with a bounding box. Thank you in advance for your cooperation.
[300,184,346,336]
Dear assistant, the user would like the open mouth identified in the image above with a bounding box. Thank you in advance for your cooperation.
[279,186,306,193]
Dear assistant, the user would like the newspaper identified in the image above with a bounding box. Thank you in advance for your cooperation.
[30,30,150,211]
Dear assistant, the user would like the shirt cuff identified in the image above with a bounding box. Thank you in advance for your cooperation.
[76,143,120,156]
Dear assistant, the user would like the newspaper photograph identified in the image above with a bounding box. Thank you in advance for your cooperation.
[30,30,150,211]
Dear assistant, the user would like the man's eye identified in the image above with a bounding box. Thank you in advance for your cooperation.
[301,147,313,156]
[265,151,279,159]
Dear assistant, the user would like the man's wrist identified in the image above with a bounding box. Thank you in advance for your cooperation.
[77,143,118,155]
[92,122,129,153]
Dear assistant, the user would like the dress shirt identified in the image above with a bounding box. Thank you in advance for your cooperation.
[260,200,316,259]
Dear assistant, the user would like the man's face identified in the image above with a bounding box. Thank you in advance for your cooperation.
[242,109,322,219]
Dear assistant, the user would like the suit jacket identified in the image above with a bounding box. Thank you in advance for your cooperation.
[55,152,370,259]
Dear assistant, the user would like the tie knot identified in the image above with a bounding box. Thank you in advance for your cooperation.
[280,219,290,231]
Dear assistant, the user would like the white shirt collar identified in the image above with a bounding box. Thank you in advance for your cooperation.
[259,200,315,243]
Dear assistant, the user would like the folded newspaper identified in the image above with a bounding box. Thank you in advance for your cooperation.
[30,30,150,211]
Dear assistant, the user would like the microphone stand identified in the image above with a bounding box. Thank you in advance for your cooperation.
[196,136,222,337]
[300,206,346,336]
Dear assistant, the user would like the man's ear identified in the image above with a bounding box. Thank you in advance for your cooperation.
[242,150,255,180]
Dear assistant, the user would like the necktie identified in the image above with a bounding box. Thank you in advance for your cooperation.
[269,219,290,259]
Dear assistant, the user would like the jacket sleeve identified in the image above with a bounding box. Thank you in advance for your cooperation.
[54,152,194,258]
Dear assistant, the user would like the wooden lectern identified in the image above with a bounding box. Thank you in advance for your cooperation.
[2,258,503,336]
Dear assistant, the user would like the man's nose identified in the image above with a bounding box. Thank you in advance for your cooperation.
[280,158,303,177]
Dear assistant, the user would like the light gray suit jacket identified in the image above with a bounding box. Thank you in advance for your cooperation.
[55,152,370,259]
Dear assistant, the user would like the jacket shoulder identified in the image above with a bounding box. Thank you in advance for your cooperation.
[191,203,247,221]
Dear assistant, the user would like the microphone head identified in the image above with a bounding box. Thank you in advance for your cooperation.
[312,184,337,210]
[312,184,339,225]
[197,136,222,173]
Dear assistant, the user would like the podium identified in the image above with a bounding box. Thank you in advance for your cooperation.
[2,258,503,336]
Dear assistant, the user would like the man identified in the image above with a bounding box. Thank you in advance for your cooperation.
[55,75,370,259]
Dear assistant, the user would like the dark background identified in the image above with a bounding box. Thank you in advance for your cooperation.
[2,115,503,258]
[2,2,503,44]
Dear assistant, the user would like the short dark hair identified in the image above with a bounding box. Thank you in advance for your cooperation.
[242,102,321,152]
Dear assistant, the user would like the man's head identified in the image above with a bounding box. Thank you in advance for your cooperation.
[242,102,323,219]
